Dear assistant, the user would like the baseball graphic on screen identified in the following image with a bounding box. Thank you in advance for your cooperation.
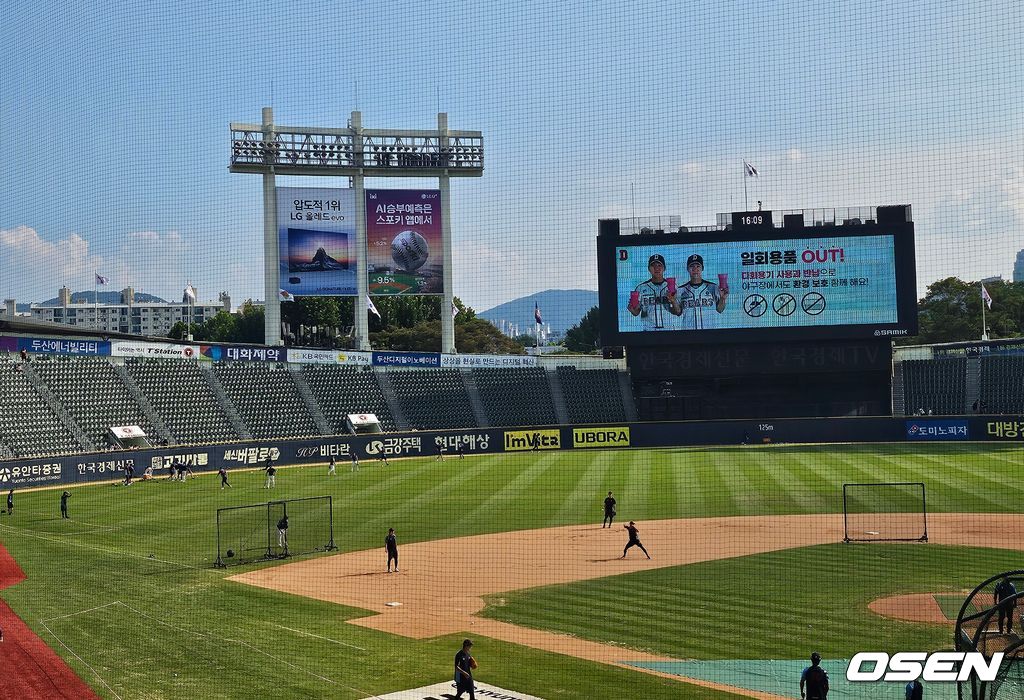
[391,230,430,272]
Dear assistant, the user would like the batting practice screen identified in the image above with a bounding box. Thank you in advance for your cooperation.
[597,220,917,345]
[215,495,336,567]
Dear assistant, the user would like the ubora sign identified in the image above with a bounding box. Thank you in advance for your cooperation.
[573,427,630,448]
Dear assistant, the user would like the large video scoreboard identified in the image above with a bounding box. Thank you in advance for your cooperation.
[598,214,917,346]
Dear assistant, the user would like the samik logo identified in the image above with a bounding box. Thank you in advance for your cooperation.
[847,652,1004,683]
[573,428,630,448]
[504,430,560,452]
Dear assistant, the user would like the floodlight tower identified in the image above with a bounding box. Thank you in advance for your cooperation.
[229,109,483,351]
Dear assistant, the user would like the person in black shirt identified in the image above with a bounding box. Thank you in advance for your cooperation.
[800,652,829,699]
[60,491,71,519]
[264,460,277,488]
[453,638,476,699]
[277,514,289,555]
[6,488,13,516]
[621,521,650,559]
[603,491,616,528]
[457,445,465,459]
[219,466,231,489]
[385,528,398,572]
[995,576,1017,634]
[905,679,923,700]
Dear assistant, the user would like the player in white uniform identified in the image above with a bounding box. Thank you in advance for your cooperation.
[627,254,681,330]
[676,254,728,330]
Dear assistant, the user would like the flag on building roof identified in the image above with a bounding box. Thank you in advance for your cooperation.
[743,160,759,177]
[95,273,109,285]
[534,303,543,325]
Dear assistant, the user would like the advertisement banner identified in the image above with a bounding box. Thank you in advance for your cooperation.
[434,432,492,453]
[905,420,969,440]
[366,189,443,295]
[18,337,110,356]
[615,235,898,333]
[0,460,64,487]
[372,351,441,367]
[200,344,286,363]
[504,429,561,451]
[278,187,357,297]
[440,354,538,368]
[981,419,1024,441]
[573,426,630,448]
[287,348,373,366]
[111,341,200,359]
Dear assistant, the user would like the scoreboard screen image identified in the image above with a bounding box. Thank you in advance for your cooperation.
[597,222,917,345]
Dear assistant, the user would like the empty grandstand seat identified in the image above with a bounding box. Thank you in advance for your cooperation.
[302,365,396,433]
[902,358,967,416]
[388,369,477,430]
[212,362,319,439]
[0,357,83,457]
[557,367,628,424]
[472,367,557,427]
[979,356,1024,415]
[125,358,240,444]
[31,356,158,449]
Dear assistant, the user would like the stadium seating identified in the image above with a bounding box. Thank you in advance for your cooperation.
[301,365,397,433]
[472,367,558,427]
[0,358,83,457]
[212,362,319,439]
[387,369,478,430]
[557,367,628,424]
[979,356,1024,414]
[124,358,240,444]
[30,355,159,448]
[901,358,967,416]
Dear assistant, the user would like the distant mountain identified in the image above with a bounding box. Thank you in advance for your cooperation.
[478,289,597,337]
[32,291,170,307]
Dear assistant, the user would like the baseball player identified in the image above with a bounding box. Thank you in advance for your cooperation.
[675,254,728,330]
[602,491,616,528]
[453,638,477,699]
[328,457,336,476]
[385,528,399,572]
[995,576,1017,634]
[800,652,829,699]
[626,254,681,330]
[218,466,232,489]
[6,488,13,516]
[621,521,651,559]
[277,514,289,555]
[264,460,276,488]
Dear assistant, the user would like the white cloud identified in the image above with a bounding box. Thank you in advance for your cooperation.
[681,162,703,175]
[787,149,805,162]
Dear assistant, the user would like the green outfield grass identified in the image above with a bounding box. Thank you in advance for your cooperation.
[0,442,1022,698]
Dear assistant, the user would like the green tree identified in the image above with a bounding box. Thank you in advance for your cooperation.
[563,306,601,352]
[904,278,1024,345]
[194,311,239,343]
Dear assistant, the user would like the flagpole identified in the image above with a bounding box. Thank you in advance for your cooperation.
[981,287,988,341]
[743,161,748,211]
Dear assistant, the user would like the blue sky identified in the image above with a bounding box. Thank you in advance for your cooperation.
[1,0,1022,311]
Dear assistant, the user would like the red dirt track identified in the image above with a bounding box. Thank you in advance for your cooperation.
[0,543,100,700]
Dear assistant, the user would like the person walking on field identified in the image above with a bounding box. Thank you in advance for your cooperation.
[603,491,616,528]
[264,460,277,488]
[218,466,232,489]
[6,488,13,516]
[350,451,360,472]
[60,490,71,519]
[621,521,650,559]
[328,457,336,476]
[385,528,399,572]
[453,638,476,699]
[800,652,829,699]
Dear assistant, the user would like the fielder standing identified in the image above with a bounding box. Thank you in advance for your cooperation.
[328,457,336,476]
[453,638,476,700]
[602,491,616,528]
[385,528,399,572]
[277,514,289,555]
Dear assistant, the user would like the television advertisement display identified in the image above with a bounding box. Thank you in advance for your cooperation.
[277,186,357,297]
[366,189,443,295]
[598,223,917,345]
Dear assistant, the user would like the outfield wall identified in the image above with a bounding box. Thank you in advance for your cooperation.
[1,416,1020,490]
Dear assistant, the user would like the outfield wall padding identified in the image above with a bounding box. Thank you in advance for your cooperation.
[0,415,1017,489]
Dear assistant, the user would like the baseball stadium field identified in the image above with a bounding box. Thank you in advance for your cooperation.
[1,441,1022,699]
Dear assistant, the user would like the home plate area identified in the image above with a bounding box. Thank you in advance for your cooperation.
[361,681,545,700]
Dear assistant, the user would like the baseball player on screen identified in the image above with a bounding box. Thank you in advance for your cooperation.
[676,254,728,330]
[626,254,681,330]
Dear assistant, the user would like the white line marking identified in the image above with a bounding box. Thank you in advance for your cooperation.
[39,618,123,700]
[271,623,368,651]
[41,601,121,623]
